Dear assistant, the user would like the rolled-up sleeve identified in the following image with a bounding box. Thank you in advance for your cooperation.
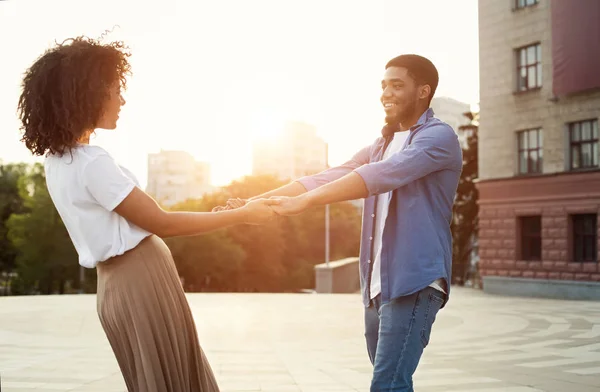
[354,124,461,196]
[83,154,137,211]
[296,143,374,191]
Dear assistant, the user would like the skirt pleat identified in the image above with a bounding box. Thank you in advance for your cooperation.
[96,235,220,392]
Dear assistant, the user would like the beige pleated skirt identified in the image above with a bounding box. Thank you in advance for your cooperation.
[96,235,220,392]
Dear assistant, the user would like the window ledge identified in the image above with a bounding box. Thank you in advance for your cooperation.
[512,2,540,12]
[513,87,542,96]
[568,167,600,173]
[515,172,544,178]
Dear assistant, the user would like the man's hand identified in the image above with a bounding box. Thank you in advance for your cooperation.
[240,198,276,225]
[267,195,311,216]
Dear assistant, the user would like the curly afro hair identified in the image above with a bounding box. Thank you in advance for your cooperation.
[17,36,131,157]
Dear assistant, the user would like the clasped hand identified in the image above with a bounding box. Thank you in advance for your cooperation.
[212,196,310,224]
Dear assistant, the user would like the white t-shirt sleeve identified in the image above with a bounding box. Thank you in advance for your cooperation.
[83,154,137,211]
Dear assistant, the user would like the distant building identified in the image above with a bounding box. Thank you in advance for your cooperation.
[431,96,471,146]
[146,150,212,206]
[252,121,328,181]
[477,0,600,300]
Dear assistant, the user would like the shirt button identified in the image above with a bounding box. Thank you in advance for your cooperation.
[368,259,372,264]
[369,236,373,241]
[371,214,375,218]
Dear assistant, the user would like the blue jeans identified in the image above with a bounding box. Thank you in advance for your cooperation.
[364,286,445,392]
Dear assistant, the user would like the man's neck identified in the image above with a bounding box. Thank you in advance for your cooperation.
[398,107,429,132]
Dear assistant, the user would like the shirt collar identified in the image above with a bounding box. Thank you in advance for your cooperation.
[411,107,435,130]
[381,107,435,137]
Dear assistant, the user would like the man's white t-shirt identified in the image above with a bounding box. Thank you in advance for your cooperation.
[44,144,151,268]
[370,131,446,299]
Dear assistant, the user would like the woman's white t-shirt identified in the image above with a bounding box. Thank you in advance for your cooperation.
[44,144,151,268]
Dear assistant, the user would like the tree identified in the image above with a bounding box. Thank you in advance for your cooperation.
[0,163,28,294]
[167,174,362,292]
[170,175,289,292]
[6,163,79,294]
[279,201,362,290]
[164,231,246,292]
[0,163,362,295]
[451,111,479,286]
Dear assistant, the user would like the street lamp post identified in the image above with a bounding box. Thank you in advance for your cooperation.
[324,142,330,267]
[325,203,330,267]
[79,266,85,294]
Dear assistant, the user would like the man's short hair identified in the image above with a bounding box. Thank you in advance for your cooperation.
[386,54,439,104]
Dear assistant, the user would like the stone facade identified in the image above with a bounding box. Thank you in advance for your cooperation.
[478,172,600,284]
[477,0,600,297]
[478,0,600,180]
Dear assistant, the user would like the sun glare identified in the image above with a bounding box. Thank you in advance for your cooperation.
[250,109,286,142]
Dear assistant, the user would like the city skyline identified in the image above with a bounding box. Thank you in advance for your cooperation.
[0,0,480,188]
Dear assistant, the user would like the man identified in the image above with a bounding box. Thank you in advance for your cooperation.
[217,54,462,391]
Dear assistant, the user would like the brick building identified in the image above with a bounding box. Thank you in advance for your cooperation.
[476,0,600,299]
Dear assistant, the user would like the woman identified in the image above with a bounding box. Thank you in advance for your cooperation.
[17,36,274,392]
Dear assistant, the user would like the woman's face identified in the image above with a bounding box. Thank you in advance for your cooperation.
[96,82,125,130]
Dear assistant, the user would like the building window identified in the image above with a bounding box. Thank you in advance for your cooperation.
[516,43,542,91]
[515,0,538,9]
[569,119,599,170]
[517,128,543,174]
[572,214,597,262]
[520,216,541,261]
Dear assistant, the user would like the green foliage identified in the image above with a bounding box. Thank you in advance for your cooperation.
[164,230,246,292]
[6,163,79,294]
[167,174,362,292]
[1,130,480,294]
[0,163,28,294]
[2,166,362,295]
[451,112,479,285]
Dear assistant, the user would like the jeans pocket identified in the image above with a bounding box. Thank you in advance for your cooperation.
[420,291,444,348]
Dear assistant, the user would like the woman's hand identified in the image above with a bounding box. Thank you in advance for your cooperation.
[240,198,276,225]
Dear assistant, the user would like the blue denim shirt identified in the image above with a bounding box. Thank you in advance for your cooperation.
[297,108,462,307]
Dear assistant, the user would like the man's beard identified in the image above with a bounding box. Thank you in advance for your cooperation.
[385,100,417,127]
[385,112,401,126]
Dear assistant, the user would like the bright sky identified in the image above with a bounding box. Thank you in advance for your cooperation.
[0,0,479,188]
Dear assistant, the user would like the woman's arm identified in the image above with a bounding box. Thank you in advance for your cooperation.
[115,187,274,238]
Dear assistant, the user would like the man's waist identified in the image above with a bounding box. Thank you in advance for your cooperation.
[360,252,450,265]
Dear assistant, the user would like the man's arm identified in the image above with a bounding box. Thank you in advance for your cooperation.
[292,143,373,193]
[258,142,374,198]
[303,172,369,206]
[353,124,461,197]
[212,182,307,211]
[216,142,375,210]
[248,181,307,201]
[267,172,368,215]
[268,124,461,215]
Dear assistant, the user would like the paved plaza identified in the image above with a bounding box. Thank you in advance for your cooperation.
[1,287,599,392]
